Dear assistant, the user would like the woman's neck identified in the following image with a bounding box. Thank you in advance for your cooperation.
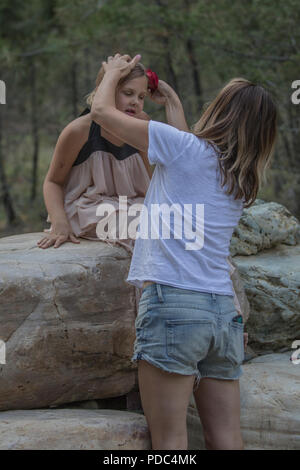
[100,127,125,147]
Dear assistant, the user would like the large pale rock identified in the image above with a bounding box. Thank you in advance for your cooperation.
[0,233,138,411]
[239,353,300,450]
[187,352,300,450]
[230,200,300,257]
[234,244,300,352]
[0,409,150,450]
[0,232,249,411]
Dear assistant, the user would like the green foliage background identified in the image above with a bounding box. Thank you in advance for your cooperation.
[0,0,299,236]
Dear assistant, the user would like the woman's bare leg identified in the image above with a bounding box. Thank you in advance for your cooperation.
[137,359,195,450]
[193,377,244,450]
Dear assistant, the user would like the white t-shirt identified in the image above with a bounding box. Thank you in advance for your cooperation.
[126,120,244,295]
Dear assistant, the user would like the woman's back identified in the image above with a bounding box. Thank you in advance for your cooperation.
[127,120,244,295]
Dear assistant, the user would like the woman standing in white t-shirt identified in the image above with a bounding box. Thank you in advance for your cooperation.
[90,54,277,450]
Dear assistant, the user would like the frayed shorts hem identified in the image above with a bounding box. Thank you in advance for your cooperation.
[131,353,243,392]
[198,368,243,382]
[131,351,202,389]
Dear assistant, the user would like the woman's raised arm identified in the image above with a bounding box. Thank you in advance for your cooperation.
[91,54,150,153]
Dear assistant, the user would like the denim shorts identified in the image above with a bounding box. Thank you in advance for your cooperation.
[131,283,244,390]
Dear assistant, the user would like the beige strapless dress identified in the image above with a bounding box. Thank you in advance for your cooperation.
[46,146,151,315]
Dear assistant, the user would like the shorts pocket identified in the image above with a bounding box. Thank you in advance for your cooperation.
[225,322,245,366]
[166,319,214,366]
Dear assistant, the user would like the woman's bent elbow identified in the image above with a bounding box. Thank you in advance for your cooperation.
[90,107,104,124]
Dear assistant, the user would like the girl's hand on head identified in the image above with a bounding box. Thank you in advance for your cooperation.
[149,80,176,106]
[102,53,141,79]
[37,222,80,249]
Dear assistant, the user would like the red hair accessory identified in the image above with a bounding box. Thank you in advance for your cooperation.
[146,68,159,93]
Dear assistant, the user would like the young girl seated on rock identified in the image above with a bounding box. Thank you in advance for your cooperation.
[37,60,153,254]
[37,59,195,315]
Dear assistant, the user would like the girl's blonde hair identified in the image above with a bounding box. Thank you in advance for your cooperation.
[86,62,147,107]
[193,78,277,208]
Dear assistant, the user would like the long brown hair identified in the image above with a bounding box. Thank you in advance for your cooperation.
[193,78,277,208]
[86,62,147,107]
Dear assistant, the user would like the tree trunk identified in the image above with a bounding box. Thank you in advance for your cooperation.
[30,59,39,202]
[84,47,92,99]
[163,39,179,92]
[71,59,78,118]
[288,106,300,171]
[0,107,17,225]
[154,0,179,91]
[185,37,203,112]
[183,0,203,112]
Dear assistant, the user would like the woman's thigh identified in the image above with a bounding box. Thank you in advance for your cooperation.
[137,359,195,449]
[193,377,243,450]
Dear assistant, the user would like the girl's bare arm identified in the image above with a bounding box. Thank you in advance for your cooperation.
[151,80,189,132]
[38,119,89,248]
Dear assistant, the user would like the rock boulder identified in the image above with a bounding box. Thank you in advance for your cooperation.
[234,244,300,352]
[0,409,150,450]
[0,233,137,410]
[187,352,300,450]
[230,200,300,257]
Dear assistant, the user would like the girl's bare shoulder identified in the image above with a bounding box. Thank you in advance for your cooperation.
[62,113,92,142]
[48,113,93,174]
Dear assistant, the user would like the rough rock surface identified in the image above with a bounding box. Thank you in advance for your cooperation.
[230,200,300,257]
[0,409,150,450]
[228,256,250,322]
[187,352,300,450]
[0,233,137,411]
[234,244,300,352]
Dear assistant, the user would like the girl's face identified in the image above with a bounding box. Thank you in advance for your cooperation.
[115,76,148,118]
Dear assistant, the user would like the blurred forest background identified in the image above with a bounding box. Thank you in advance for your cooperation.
[0,0,299,237]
